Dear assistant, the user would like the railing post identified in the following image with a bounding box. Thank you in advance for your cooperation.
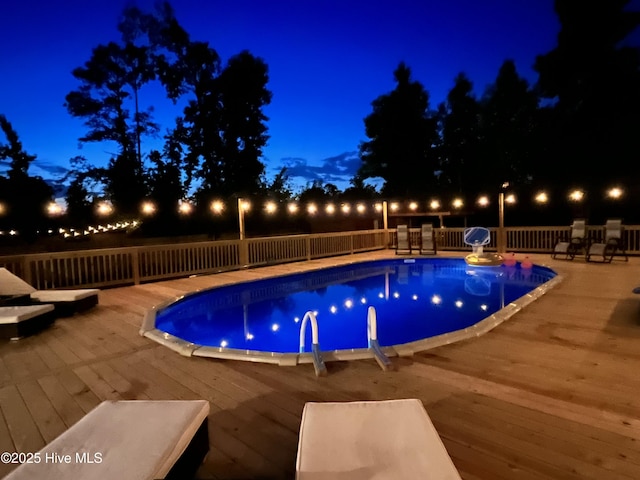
[132,248,140,285]
[382,200,389,248]
[306,236,311,261]
[239,239,249,267]
[498,192,506,253]
[21,256,32,286]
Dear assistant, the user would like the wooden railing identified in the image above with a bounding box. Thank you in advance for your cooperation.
[1,226,637,290]
[0,229,387,289]
[395,225,640,253]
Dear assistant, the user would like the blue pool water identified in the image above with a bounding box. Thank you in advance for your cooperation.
[155,258,556,354]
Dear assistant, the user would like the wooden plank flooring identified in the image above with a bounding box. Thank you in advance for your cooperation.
[1,251,640,479]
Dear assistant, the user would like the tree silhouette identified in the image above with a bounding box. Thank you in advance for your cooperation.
[359,62,438,197]
[212,51,271,197]
[437,73,481,196]
[0,115,53,237]
[480,60,541,187]
[534,0,640,190]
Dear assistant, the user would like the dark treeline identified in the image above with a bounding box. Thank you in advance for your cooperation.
[1,0,639,239]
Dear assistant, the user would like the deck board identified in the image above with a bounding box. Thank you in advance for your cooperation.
[1,251,640,479]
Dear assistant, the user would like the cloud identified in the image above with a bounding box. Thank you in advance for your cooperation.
[278,151,362,190]
[32,159,70,177]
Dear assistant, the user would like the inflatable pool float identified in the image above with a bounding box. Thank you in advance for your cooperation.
[463,227,503,266]
[465,252,504,266]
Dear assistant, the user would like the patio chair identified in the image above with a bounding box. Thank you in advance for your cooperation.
[0,268,99,317]
[395,224,412,254]
[4,399,210,480]
[295,399,462,480]
[419,223,437,255]
[552,219,587,260]
[586,219,629,263]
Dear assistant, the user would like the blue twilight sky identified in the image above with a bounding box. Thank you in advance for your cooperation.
[1,0,562,193]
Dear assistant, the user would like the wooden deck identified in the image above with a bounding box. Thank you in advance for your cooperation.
[1,251,640,479]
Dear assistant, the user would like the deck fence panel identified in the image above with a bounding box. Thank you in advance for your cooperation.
[1,226,638,289]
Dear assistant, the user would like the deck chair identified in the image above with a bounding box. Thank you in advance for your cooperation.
[0,268,99,317]
[420,223,437,255]
[4,400,210,480]
[395,224,412,254]
[552,219,587,260]
[0,304,56,340]
[296,399,461,480]
[586,219,628,263]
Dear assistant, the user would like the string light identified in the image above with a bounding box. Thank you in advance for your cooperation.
[210,200,224,214]
[264,201,277,214]
[534,192,548,204]
[569,190,584,202]
[607,187,623,199]
[178,201,193,215]
[477,196,489,207]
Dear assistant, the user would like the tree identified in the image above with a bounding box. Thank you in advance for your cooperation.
[263,167,294,201]
[438,73,482,196]
[64,6,163,214]
[534,0,640,189]
[0,115,53,237]
[342,175,379,200]
[358,62,438,196]
[479,60,541,187]
[63,156,102,225]
[146,131,186,216]
[213,51,271,196]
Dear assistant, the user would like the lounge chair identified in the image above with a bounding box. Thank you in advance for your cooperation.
[395,225,412,254]
[4,399,210,480]
[0,304,56,340]
[0,268,99,317]
[552,219,587,260]
[296,399,462,479]
[419,223,437,255]
[586,219,628,263]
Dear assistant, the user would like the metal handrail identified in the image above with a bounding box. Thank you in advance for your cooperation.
[367,306,393,371]
[299,310,327,376]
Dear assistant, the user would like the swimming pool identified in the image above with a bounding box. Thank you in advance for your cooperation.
[140,257,560,366]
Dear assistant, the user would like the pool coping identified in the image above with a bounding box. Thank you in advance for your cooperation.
[139,256,563,367]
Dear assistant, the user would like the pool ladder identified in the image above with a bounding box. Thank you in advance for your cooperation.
[299,307,393,376]
[367,306,394,371]
[299,311,327,377]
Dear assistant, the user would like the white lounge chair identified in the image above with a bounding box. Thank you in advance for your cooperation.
[0,304,56,340]
[295,399,462,480]
[552,219,587,260]
[420,223,437,255]
[0,268,99,316]
[586,219,628,263]
[395,225,412,254]
[4,400,210,480]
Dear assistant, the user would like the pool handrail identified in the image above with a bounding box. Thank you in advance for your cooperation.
[367,306,393,371]
[299,311,327,376]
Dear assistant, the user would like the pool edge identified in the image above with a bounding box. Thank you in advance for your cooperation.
[139,257,563,368]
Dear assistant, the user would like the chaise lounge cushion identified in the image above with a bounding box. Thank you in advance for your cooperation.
[0,304,56,339]
[0,268,99,315]
[4,400,210,480]
[296,399,461,480]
